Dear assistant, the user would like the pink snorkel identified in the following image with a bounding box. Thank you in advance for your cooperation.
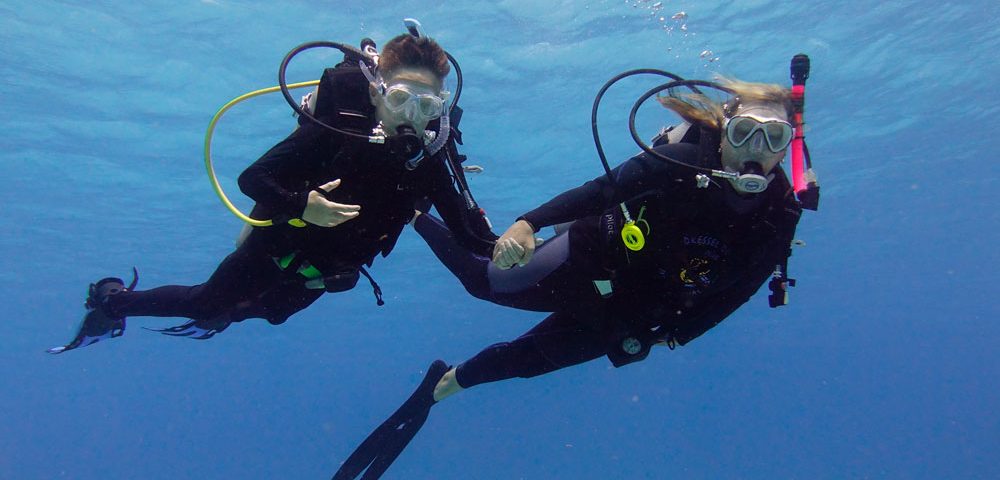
[790,54,819,210]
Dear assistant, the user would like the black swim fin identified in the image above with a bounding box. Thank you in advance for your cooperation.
[47,269,138,354]
[143,315,232,340]
[332,360,450,480]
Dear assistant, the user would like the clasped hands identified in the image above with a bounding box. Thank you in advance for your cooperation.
[492,219,536,270]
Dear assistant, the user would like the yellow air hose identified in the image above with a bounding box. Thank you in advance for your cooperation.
[204,80,320,227]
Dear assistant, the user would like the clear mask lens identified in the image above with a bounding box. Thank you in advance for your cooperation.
[383,85,445,121]
[726,116,793,153]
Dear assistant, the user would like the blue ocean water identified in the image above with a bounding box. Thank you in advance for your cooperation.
[1,0,997,478]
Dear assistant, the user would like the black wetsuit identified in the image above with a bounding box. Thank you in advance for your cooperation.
[415,134,802,388]
[105,114,493,332]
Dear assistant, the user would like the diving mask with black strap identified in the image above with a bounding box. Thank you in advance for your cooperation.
[360,62,452,168]
[719,106,794,194]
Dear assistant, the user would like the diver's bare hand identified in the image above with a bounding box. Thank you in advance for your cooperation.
[492,220,536,269]
[301,179,361,227]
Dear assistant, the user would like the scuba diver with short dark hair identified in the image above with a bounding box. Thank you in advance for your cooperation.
[332,58,820,479]
[49,22,496,353]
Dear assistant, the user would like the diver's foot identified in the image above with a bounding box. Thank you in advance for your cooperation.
[432,367,463,402]
[47,269,139,354]
[412,360,451,407]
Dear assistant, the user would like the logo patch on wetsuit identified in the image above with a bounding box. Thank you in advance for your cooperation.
[677,233,730,292]
[679,257,713,286]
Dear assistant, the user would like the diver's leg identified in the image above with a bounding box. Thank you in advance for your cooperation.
[415,213,593,312]
[413,212,492,299]
[107,243,278,320]
[53,239,287,351]
[144,258,328,340]
[436,311,608,398]
[483,230,585,311]
[246,280,325,325]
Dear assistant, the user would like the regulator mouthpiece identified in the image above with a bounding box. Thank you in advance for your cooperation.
[728,162,771,194]
[390,124,425,166]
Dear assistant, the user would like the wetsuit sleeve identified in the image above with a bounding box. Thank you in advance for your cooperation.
[519,143,699,230]
[237,123,336,218]
[426,157,498,257]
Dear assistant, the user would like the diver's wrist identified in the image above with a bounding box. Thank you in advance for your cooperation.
[515,217,538,233]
